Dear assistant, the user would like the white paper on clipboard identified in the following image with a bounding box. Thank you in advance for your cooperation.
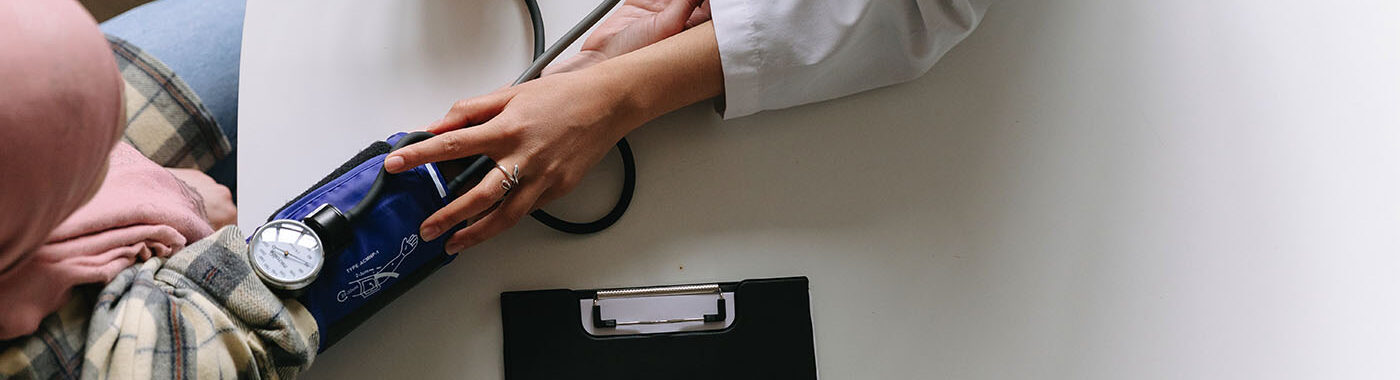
[579,292,737,336]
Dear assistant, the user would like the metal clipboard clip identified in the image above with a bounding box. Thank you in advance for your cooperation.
[591,283,727,328]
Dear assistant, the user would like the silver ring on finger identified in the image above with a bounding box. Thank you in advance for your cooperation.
[495,164,521,198]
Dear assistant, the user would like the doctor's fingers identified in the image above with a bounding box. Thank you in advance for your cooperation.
[442,175,549,254]
[418,163,518,242]
[685,0,711,28]
[384,126,508,174]
[426,89,515,134]
[659,0,707,26]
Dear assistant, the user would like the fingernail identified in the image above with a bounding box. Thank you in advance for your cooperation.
[384,155,405,172]
[421,225,441,240]
[445,242,464,255]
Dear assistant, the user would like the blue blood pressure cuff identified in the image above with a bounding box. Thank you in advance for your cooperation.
[268,132,635,352]
[270,132,462,351]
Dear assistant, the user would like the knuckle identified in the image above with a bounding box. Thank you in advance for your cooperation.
[498,122,528,142]
[433,210,461,225]
[557,173,583,191]
[451,99,473,111]
[455,228,480,242]
[439,133,464,154]
[446,235,469,250]
[433,204,463,221]
[463,190,496,208]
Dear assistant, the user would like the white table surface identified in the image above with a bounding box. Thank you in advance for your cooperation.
[239,0,1400,378]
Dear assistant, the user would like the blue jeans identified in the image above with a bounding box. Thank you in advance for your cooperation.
[101,0,246,195]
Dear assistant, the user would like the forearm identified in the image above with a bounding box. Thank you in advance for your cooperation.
[585,21,723,132]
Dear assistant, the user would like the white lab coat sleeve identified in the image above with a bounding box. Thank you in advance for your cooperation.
[709,0,991,119]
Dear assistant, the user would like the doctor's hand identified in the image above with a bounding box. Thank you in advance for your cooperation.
[385,69,646,253]
[543,0,711,76]
[386,22,723,254]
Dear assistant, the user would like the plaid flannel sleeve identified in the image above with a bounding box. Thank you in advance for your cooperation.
[109,34,232,171]
[0,227,319,379]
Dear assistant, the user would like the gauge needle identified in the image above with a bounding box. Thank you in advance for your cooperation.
[278,249,312,267]
[286,255,311,267]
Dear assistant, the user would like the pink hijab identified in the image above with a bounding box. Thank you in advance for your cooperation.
[0,0,212,339]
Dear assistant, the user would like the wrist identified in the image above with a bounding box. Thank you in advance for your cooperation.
[596,22,723,124]
[577,65,653,137]
[566,21,722,137]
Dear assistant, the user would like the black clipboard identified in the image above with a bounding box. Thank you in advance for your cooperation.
[500,276,817,379]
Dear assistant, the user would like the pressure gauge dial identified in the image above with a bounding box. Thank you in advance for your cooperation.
[248,219,325,292]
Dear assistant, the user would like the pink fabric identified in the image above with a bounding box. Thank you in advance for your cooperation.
[0,0,125,274]
[0,143,213,339]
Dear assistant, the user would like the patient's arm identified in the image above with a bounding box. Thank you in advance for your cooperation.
[1,227,318,379]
